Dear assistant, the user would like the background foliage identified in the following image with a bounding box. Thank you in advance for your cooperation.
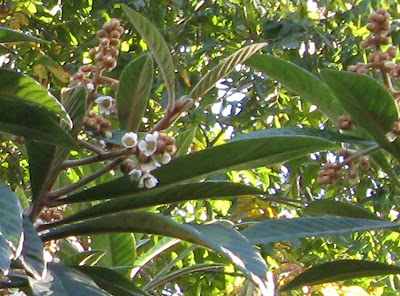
[2,0,400,295]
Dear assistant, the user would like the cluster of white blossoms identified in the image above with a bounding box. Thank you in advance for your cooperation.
[120,131,177,189]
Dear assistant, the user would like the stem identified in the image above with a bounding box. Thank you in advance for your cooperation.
[62,148,135,169]
[47,157,126,200]
[78,139,106,154]
[341,144,381,166]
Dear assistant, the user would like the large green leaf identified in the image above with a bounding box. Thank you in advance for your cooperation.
[0,97,75,148]
[246,54,345,120]
[90,233,136,273]
[0,237,13,277]
[62,127,368,203]
[52,181,263,227]
[41,212,274,294]
[242,217,398,245]
[117,54,154,132]
[0,68,72,127]
[0,181,23,256]
[188,43,267,100]
[20,218,46,280]
[27,86,87,205]
[122,4,175,107]
[62,250,106,266]
[28,264,111,296]
[321,70,400,160]
[75,266,150,296]
[0,26,49,43]
[303,200,380,220]
[281,260,400,291]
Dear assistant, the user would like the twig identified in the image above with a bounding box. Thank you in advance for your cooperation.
[78,139,105,154]
[47,157,126,200]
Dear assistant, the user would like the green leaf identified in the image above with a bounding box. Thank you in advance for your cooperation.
[41,212,274,294]
[122,4,175,107]
[27,86,87,203]
[188,43,267,100]
[117,54,154,132]
[62,250,106,266]
[0,68,72,127]
[0,97,75,148]
[29,264,111,296]
[63,127,366,204]
[74,266,151,296]
[0,237,13,277]
[0,26,49,44]
[0,181,23,254]
[20,218,46,280]
[281,260,400,291]
[54,181,263,226]
[175,127,197,157]
[304,200,380,220]
[246,54,345,120]
[90,233,136,272]
[242,217,398,245]
[321,70,400,160]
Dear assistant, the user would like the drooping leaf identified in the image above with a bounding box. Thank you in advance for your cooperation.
[62,127,368,204]
[122,4,175,107]
[0,26,49,44]
[27,86,87,204]
[246,54,344,120]
[0,97,75,148]
[20,218,46,280]
[0,68,72,127]
[281,260,400,291]
[304,200,380,220]
[75,266,151,296]
[0,181,23,255]
[242,217,398,245]
[90,233,136,273]
[188,43,267,100]
[117,54,154,132]
[52,181,263,227]
[28,264,111,296]
[41,212,273,294]
[321,70,400,160]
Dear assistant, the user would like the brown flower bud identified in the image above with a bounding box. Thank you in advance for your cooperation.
[109,38,121,46]
[97,29,107,38]
[101,38,110,47]
[109,30,121,39]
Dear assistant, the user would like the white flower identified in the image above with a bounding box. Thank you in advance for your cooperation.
[121,132,138,148]
[138,173,158,189]
[141,160,160,172]
[129,169,142,181]
[159,152,171,164]
[86,83,95,92]
[138,132,159,157]
[95,95,114,115]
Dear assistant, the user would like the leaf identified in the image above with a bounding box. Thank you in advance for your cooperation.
[117,54,154,132]
[304,200,380,220]
[321,70,400,160]
[28,264,111,296]
[0,26,49,43]
[41,212,274,294]
[90,233,136,272]
[63,127,366,204]
[245,54,345,120]
[188,43,267,100]
[20,218,46,280]
[74,266,151,296]
[241,217,398,245]
[62,250,107,266]
[0,181,23,255]
[0,68,72,127]
[54,181,263,226]
[0,97,76,148]
[27,86,87,203]
[281,260,400,291]
[0,237,13,277]
[175,127,197,156]
[122,4,175,107]
[131,237,180,278]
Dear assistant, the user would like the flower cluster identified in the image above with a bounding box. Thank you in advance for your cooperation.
[348,9,398,75]
[119,131,177,188]
[95,95,117,115]
[83,110,112,138]
[317,150,370,186]
[337,115,355,131]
